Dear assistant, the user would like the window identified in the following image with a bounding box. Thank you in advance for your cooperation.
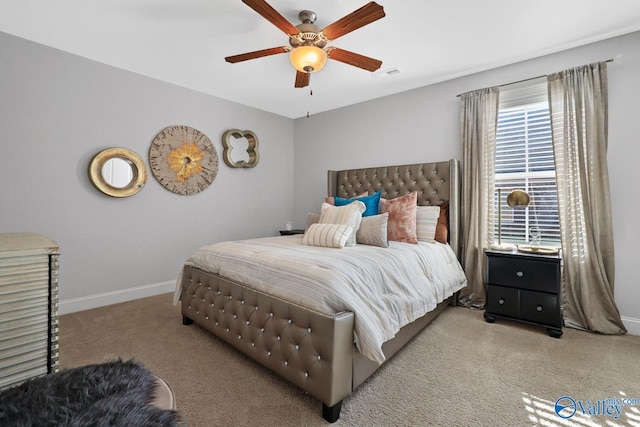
[493,78,560,246]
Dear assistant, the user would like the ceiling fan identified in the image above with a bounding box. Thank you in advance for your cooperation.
[225,0,385,88]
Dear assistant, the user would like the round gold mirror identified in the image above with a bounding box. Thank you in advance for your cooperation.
[89,147,147,197]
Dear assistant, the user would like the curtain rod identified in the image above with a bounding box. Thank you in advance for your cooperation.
[455,57,615,98]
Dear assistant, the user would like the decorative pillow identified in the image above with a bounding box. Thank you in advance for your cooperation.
[320,201,366,247]
[325,192,367,205]
[302,223,353,248]
[356,213,389,248]
[435,201,449,244]
[305,212,321,232]
[379,191,418,243]
[334,191,382,217]
[416,206,441,242]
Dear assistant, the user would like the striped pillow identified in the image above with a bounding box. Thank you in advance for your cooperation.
[302,223,353,248]
[416,206,441,242]
[320,201,366,247]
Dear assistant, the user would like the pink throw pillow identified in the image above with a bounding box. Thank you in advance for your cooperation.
[379,191,418,243]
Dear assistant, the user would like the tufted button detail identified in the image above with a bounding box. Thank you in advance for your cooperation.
[226,328,229,332]
[317,355,321,360]
[295,344,299,350]
[270,312,274,317]
[238,335,241,340]
[246,321,250,325]
[277,336,281,341]
[267,351,271,356]
[305,372,309,378]
[205,316,209,320]
[260,328,265,332]
[288,319,292,324]
[251,342,255,347]
[284,361,288,366]
[215,322,219,326]
[308,328,312,333]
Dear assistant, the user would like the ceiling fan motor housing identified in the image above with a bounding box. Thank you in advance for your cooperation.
[289,11,328,48]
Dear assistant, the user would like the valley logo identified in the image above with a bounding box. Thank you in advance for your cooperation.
[555,395,640,420]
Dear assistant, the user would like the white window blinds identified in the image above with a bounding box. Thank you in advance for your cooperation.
[494,77,561,246]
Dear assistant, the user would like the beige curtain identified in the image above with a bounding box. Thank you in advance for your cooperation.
[459,87,500,309]
[547,62,626,334]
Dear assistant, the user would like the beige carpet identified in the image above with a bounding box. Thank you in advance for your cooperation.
[59,293,640,426]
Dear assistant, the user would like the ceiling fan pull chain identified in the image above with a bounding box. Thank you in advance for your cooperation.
[306,86,313,118]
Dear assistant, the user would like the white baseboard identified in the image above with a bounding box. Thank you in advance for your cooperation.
[59,280,176,315]
[621,316,640,336]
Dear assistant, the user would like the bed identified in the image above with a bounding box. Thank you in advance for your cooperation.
[175,159,466,422]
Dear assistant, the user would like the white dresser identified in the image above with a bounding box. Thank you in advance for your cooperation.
[0,232,60,389]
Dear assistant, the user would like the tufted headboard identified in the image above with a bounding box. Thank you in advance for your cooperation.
[327,159,461,259]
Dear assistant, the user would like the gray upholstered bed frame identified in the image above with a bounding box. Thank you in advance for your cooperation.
[179,159,461,422]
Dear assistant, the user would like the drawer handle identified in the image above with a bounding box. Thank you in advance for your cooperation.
[537,305,543,312]
[516,270,524,278]
[499,298,505,305]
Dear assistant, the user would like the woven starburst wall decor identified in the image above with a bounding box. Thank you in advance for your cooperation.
[149,126,218,195]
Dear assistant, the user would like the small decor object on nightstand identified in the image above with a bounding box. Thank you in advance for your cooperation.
[149,125,218,195]
[484,249,562,338]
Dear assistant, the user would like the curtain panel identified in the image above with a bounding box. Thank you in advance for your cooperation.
[459,87,499,308]
[547,62,626,334]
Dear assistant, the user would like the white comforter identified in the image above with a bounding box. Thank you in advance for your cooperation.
[174,235,467,364]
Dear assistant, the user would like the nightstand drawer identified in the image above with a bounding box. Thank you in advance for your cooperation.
[486,285,519,318]
[519,290,562,327]
[487,256,559,293]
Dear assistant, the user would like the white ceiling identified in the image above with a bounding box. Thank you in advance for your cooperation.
[2,1,640,119]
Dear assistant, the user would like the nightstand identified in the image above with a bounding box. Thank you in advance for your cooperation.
[484,250,563,338]
[279,229,305,236]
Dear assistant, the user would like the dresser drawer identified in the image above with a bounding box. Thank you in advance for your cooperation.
[485,285,519,318]
[519,289,562,327]
[487,256,559,293]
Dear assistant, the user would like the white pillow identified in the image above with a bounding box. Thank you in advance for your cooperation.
[302,223,353,248]
[320,201,366,247]
[416,206,441,242]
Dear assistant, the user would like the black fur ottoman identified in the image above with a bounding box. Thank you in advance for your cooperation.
[0,359,180,427]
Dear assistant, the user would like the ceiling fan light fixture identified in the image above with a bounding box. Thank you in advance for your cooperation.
[289,45,327,73]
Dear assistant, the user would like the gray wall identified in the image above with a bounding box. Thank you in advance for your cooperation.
[0,32,294,312]
[293,31,640,334]
[2,28,638,334]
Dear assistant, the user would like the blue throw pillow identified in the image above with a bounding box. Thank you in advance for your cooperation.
[334,191,381,217]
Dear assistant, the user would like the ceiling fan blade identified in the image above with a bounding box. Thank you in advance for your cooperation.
[294,71,310,88]
[327,47,382,72]
[321,2,385,41]
[242,0,301,35]
[225,46,290,63]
